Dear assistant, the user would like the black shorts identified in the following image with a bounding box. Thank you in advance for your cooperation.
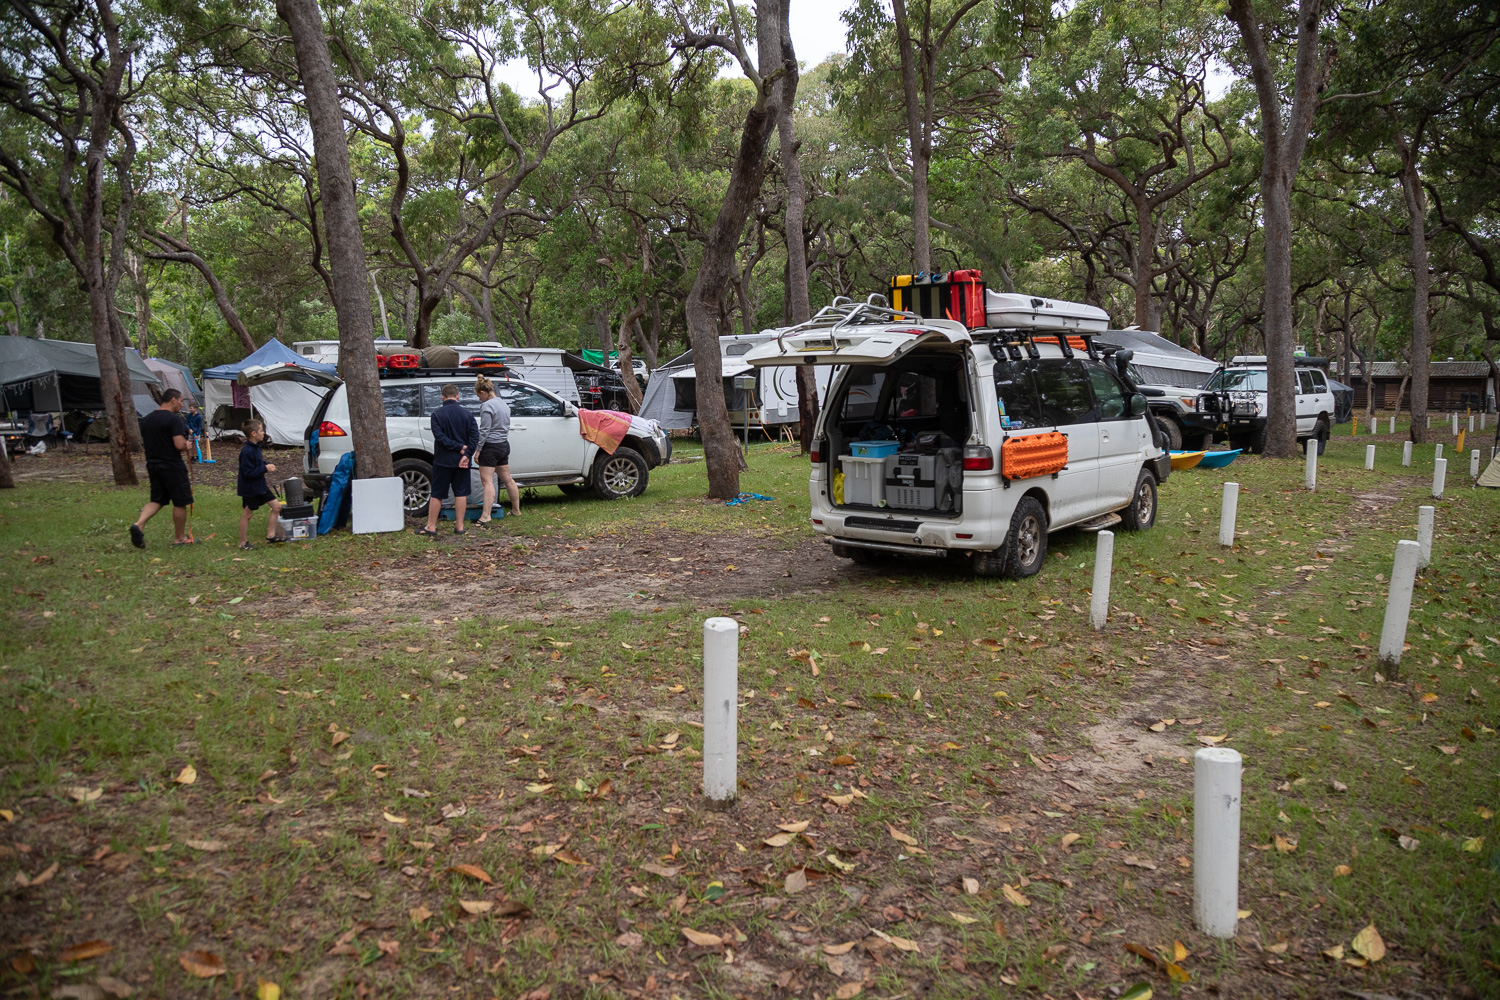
[242,492,277,511]
[431,463,471,499]
[478,441,510,467]
[147,464,193,507]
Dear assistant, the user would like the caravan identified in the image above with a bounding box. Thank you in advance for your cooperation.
[636,332,832,433]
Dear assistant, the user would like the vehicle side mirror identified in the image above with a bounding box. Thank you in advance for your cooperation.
[1130,393,1148,417]
[563,402,578,417]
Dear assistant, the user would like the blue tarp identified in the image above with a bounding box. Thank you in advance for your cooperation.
[201,338,337,381]
[319,451,355,535]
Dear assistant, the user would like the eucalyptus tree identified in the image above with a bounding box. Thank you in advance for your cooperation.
[0,0,150,483]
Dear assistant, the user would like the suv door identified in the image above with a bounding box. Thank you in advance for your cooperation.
[1296,370,1318,435]
[1085,360,1143,506]
[1030,359,1100,526]
[497,383,589,476]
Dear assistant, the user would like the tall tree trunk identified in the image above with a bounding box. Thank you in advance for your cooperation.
[130,251,151,357]
[683,2,787,497]
[404,280,417,342]
[1397,136,1430,445]
[615,298,646,412]
[278,0,391,478]
[0,437,13,489]
[1132,199,1157,330]
[371,270,390,339]
[776,3,819,453]
[891,0,930,272]
[82,112,136,479]
[593,309,614,362]
[1228,0,1323,459]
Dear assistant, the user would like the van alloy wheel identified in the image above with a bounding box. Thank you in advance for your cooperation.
[1122,469,1158,531]
[1015,513,1042,564]
[392,458,434,513]
[592,446,648,500]
[601,455,639,494]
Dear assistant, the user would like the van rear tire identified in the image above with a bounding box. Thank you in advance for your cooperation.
[1121,469,1158,531]
[999,496,1048,579]
[832,543,886,566]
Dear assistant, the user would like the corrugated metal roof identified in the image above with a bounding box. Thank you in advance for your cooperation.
[1345,361,1494,378]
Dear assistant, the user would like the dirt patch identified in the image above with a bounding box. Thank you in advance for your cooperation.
[259,527,867,621]
[5,443,304,493]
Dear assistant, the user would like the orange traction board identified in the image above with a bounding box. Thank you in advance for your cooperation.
[1001,431,1069,480]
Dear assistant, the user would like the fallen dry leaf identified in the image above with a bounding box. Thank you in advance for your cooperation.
[18,861,59,887]
[1274,835,1298,854]
[1322,944,1345,960]
[446,864,494,884]
[1334,864,1352,877]
[1002,884,1030,907]
[377,938,398,957]
[459,900,494,915]
[681,927,723,947]
[822,941,856,955]
[97,977,134,998]
[173,764,196,786]
[255,981,280,1000]
[785,868,809,894]
[615,931,644,948]
[950,912,979,925]
[834,984,863,999]
[869,927,921,953]
[66,786,102,803]
[886,823,918,846]
[1351,923,1386,963]
[763,832,795,848]
[184,840,227,853]
[777,820,810,833]
[59,940,112,962]
[409,905,433,924]
[1123,856,1158,870]
[382,811,407,825]
[1398,835,1421,852]
[178,951,226,978]
[1060,832,1082,850]
[553,849,587,866]
[962,876,979,895]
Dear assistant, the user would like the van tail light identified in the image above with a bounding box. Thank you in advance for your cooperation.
[318,421,348,437]
[962,444,994,471]
[810,438,827,463]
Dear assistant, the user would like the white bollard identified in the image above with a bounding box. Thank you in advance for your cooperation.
[1435,443,1443,461]
[1369,417,1377,435]
[1365,444,1375,470]
[1402,441,1413,467]
[1417,505,1434,570]
[1452,413,1459,434]
[1378,540,1422,670]
[1389,416,1396,434]
[1469,415,1475,433]
[1090,530,1114,631]
[1219,482,1240,548]
[1193,747,1242,939]
[1482,412,1487,430]
[1305,440,1318,491]
[1433,458,1446,498]
[702,617,739,804]
[1472,450,1481,478]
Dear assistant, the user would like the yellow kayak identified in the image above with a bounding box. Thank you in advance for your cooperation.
[1170,450,1206,471]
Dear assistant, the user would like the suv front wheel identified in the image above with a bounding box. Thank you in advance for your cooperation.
[393,458,434,514]
[592,447,649,500]
[1121,469,1158,531]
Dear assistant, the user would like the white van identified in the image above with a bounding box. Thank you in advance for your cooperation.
[742,294,1170,577]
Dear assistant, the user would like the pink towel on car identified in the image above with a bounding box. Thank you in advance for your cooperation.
[576,408,633,454]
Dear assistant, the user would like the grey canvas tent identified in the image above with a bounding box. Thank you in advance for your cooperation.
[0,337,159,415]
[143,356,201,404]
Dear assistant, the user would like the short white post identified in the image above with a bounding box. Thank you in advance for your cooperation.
[1452,413,1459,435]
[1365,444,1375,470]
[1482,412,1487,430]
[1435,443,1443,461]
[702,617,739,805]
[1389,415,1396,434]
[1472,450,1481,478]
[1369,416,1377,435]
[1469,414,1475,433]
[1402,440,1413,467]
[1432,458,1446,498]
[1193,747,1242,939]
[1305,440,1318,491]
[1090,530,1114,630]
[1378,540,1421,671]
[1417,505,1434,570]
[1218,482,1240,548]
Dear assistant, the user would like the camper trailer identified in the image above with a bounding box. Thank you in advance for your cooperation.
[636,332,831,433]
[291,339,410,365]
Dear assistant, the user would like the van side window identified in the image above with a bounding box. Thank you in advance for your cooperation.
[382,384,421,418]
[993,361,1043,429]
[1309,370,1328,391]
[421,383,484,415]
[1032,360,1097,425]
[1084,362,1128,420]
[1298,370,1316,394]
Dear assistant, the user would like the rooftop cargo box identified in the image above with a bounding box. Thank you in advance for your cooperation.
[984,292,1110,333]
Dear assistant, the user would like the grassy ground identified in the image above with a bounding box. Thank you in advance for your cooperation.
[1,435,1497,1000]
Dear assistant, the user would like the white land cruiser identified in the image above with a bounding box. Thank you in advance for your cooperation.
[1198,355,1336,454]
[238,365,671,511]
[742,294,1171,578]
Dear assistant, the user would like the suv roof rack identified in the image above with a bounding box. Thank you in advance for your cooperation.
[1228,355,1330,368]
[378,366,514,379]
[975,329,1099,361]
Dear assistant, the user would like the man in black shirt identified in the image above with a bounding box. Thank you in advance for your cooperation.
[131,389,194,548]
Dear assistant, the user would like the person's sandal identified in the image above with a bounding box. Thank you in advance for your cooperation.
[454,525,467,535]
[413,527,440,538]
[239,543,254,551]
[267,536,287,544]
[129,524,145,549]
[475,519,492,528]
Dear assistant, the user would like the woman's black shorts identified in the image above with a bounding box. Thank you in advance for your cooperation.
[478,441,510,467]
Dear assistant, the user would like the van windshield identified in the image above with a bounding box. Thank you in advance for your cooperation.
[1207,369,1267,391]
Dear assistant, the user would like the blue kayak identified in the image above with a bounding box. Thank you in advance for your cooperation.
[1196,449,1242,469]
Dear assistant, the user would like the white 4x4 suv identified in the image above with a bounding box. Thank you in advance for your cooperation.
[1199,355,1336,454]
[742,294,1170,578]
[238,365,671,511]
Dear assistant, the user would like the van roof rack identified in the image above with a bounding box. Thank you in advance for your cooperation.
[975,329,1099,361]
[378,366,516,379]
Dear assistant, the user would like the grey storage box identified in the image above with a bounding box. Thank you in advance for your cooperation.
[840,454,897,506]
[885,448,964,511]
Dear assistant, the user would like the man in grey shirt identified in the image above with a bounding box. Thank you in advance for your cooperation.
[474,375,520,524]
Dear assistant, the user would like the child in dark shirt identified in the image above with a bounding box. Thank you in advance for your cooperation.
[238,420,286,550]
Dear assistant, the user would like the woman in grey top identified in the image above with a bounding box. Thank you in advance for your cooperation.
[474,375,521,524]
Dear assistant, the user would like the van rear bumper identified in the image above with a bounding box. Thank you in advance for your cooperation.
[815,484,1008,551]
